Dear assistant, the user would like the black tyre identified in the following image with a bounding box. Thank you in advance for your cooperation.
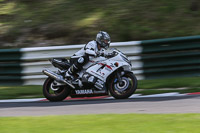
[109,72,137,99]
[43,77,71,102]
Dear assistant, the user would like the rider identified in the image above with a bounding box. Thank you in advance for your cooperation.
[65,31,111,81]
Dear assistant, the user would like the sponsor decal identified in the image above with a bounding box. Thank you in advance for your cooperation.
[98,63,105,66]
[75,89,93,95]
[93,90,106,94]
[110,63,115,68]
[105,65,112,70]
[105,67,112,72]
[98,63,112,70]
[91,71,104,78]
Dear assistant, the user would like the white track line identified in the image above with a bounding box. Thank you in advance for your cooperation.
[0,98,45,103]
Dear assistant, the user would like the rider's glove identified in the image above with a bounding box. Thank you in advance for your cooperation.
[96,50,105,57]
[105,51,116,58]
[105,53,112,58]
[96,51,101,57]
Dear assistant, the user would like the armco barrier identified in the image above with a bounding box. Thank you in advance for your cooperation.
[0,35,200,85]
[140,35,200,79]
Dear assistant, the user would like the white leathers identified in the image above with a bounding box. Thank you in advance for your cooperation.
[71,41,106,59]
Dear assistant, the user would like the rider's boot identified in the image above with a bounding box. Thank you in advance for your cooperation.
[65,64,79,82]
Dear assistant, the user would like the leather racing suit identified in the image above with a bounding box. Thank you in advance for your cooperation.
[66,40,106,79]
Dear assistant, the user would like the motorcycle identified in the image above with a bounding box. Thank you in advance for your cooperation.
[42,48,137,101]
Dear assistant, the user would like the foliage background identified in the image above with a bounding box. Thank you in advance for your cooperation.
[0,0,200,48]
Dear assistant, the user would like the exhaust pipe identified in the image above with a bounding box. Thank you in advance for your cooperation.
[42,69,75,89]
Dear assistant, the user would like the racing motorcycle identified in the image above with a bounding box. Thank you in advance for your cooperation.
[42,49,137,101]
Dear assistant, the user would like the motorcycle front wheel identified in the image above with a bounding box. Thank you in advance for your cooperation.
[43,77,71,102]
[109,72,137,99]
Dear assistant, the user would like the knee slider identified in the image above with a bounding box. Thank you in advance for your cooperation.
[78,57,84,64]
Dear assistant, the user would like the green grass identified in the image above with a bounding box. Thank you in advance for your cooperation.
[0,77,199,100]
[0,85,42,99]
[136,77,200,95]
[0,114,200,133]
[138,77,200,89]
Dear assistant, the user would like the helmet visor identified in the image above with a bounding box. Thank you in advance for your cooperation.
[102,39,110,49]
[103,39,110,45]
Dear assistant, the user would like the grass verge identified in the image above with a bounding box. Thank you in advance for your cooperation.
[0,114,200,133]
[0,77,199,100]
[0,85,42,99]
[138,77,200,89]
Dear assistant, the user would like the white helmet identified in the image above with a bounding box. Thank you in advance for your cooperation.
[96,31,111,49]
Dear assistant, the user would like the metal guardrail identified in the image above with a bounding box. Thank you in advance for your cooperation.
[0,35,200,85]
[140,35,200,79]
[0,41,143,85]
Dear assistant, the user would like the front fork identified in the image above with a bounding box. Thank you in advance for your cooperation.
[115,69,125,86]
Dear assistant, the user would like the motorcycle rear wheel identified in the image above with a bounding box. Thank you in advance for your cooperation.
[43,77,71,102]
[109,72,137,99]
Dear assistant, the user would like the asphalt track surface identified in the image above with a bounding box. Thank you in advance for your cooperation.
[0,95,200,116]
